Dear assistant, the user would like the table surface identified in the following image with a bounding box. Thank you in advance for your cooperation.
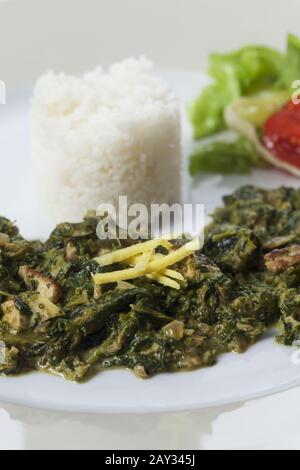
[1,385,300,450]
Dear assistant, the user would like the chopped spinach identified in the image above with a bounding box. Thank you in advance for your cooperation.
[1,189,300,382]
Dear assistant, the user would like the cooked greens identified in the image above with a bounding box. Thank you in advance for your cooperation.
[1,188,300,382]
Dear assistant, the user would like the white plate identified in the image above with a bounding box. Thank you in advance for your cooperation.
[1,71,300,414]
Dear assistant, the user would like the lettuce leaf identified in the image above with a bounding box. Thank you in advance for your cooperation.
[280,33,300,89]
[189,74,240,140]
[189,46,283,139]
[189,137,265,176]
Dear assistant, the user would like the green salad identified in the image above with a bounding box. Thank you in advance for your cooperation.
[189,34,300,176]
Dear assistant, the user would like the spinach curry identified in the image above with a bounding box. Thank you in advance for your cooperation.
[1,185,300,382]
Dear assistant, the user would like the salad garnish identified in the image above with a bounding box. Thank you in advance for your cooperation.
[189,34,300,176]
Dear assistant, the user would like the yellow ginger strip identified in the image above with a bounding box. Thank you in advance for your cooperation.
[94,239,173,267]
[93,238,201,287]
[126,254,184,282]
[163,269,184,281]
[93,251,152,285]
[146,238,201,273]
[93,268,144,285]
[149,253,185,281]
[146,273,181,290]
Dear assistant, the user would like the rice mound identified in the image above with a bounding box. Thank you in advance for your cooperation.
[31,57,182,223]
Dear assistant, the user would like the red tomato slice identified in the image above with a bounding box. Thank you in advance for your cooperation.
[263,101,300,169]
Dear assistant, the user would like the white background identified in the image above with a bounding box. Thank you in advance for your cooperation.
[1,0,300,450]
[1,0,300,88]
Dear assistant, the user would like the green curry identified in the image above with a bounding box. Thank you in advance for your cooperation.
[1,186,300,382]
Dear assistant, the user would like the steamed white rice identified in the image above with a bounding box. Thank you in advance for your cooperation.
[31,57,182,223]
